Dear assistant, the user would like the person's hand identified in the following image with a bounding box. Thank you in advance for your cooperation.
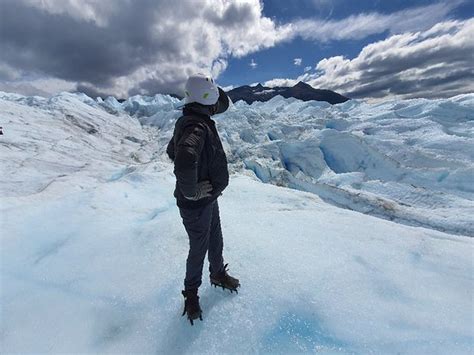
[183,180,213,201]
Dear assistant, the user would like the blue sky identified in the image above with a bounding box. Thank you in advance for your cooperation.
[218,0,474,95]
[0,0,472,99]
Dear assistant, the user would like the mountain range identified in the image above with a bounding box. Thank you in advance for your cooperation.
[226,81,350,105]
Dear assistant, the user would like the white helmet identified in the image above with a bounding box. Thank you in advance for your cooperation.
[184,73,219,105]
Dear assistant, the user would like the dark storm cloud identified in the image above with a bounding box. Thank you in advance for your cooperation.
[127,77,185,97]
[0,0,290,97]
[0,0,170,86]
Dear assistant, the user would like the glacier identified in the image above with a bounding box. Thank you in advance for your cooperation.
[0,91,473,354]
[111,92,474,236]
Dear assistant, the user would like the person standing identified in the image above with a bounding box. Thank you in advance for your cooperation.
[166,73,240,325]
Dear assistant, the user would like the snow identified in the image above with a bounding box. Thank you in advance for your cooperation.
[1,91,473,354]
[254,89,276,95]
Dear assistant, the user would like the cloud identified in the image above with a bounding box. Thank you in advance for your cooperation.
[221,85,235,91]
[0,78,76,97]
[0,0,467,97]
[304,66,312,72]
[22,0,118,27]
[291,1,465,42]
[263,78,296,87]
[294,58,302,66]
[0,63,22,81]
[249,59,258,69]
[265,19,474,100]
[0,0,289,97]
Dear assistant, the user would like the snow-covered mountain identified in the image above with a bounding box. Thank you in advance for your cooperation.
[1,91,473,354]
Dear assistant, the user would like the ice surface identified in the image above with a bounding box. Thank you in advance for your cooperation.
[132,93,474,236]
[1,91,473,354]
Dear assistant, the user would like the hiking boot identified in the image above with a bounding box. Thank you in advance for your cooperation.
[181,289,202,325]
[210,264,240,293]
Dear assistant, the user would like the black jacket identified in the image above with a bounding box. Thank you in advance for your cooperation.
[167,104,229,209]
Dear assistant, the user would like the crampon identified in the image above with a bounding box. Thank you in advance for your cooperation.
[210,263,240,293]
[181,289,202,325]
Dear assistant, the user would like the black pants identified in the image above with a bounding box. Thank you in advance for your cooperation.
[179,199,224,290]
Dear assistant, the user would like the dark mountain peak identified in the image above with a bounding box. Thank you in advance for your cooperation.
[227,81,349,105]
[293,81,313,89]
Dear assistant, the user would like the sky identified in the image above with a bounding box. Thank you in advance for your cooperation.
[0,0,473,100]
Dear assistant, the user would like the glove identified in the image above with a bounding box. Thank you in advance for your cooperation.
[183,180,213,201]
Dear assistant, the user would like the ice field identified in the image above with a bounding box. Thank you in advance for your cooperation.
[1,91,473,353]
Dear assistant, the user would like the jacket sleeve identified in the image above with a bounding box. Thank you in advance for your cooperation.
[174,123,207,198]
[166,136,175,161]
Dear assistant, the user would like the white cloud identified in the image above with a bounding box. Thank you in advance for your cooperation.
[211,59,228,78]
[264,78,296,87]
[304,66,312,72]
[208,1,292,58]
[265,19,474,99]
[249,59,258,69]
[293,58,302,66]
[221,85,234,91]
[291,1,464,42]
[0,0,467,97]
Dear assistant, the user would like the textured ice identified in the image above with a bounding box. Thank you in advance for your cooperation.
[129,93,474,236]
[1,91,473,354]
